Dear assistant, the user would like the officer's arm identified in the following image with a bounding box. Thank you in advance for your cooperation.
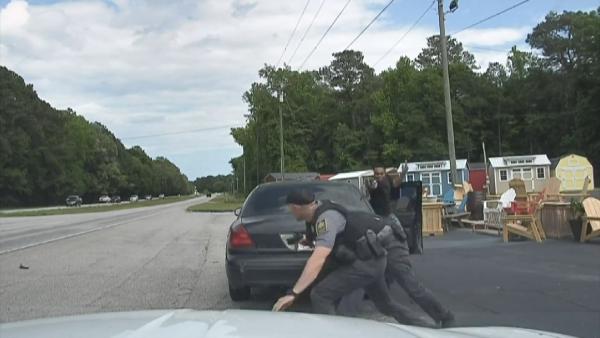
[291,246,331,294]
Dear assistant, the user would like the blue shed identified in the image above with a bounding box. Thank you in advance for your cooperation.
[401,159,469,197]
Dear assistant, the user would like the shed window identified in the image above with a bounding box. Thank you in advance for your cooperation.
[537,167,545,179]
[406,173,415,182]
[499,170,508,181]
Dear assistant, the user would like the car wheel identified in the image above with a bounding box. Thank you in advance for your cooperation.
[228,283,251,301]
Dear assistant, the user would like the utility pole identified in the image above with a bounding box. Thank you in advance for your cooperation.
[278,90,285,181]
[243,152,246,195]
[437,0,458,185]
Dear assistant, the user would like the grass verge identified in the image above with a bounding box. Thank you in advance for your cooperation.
[0,195,197,217]
[187,194,244,213]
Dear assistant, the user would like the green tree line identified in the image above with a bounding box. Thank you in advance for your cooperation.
[0,67,194,206]
[230,9,600,194]
[193,174,234,194]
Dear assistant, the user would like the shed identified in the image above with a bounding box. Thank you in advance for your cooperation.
[488,154,551,195]
[263,172,320,183]
[468,162,487,192]
[550,154,595,192]
[401,159,469,197]
[329,170,373,196]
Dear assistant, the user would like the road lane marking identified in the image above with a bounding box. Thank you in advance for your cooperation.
[0,210,163,256]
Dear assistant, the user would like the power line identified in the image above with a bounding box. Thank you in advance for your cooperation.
[121,125,237,140]
[288,0,326,65]
[451,0,531,36]
[344,0,395,51]
[299,0,352,70]
[275,0,311,68]
[374,0,435,67]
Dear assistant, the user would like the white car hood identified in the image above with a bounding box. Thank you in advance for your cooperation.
[0,309,575,338]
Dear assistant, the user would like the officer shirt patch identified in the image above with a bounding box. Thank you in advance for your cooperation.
[316,219,327,235]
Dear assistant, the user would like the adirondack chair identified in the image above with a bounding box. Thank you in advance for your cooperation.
[503,196,546,243]
[580,197,600,243]
[483,188,516,233]
[530,177,562,204]
[508,178,532,214]
[561,176,592,202]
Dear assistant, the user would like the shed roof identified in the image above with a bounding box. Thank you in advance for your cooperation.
[488,154,550,168]
[401,159,468,172]
[469,162,487,170]
[329,170,373,180]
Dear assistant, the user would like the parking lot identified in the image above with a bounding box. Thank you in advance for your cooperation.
[0,201,598,337]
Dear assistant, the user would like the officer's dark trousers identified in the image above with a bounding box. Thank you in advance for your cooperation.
[311,256,428,326]
[386,242,450,322]
[310,256,385,315]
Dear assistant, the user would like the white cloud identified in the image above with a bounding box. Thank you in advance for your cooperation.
[454,27,529,47]
[0,0,529,177]
[0,0,29,33]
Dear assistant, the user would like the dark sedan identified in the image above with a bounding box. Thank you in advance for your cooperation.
[225,181,373,301]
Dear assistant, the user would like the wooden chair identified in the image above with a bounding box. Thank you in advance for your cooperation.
[508,178,531,214]
[503,190,547,243]
[580,197,600,243]
[561,176,592,202]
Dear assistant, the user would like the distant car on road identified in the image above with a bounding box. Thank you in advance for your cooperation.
[226,181,373,301]
[158,193,165,199]
[144,195,152,200]
[111,195,121,203]
[65,195,82,207]
[98,195,111,203]
[129,195,139,202]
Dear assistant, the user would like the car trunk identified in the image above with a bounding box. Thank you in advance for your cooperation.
[241,213,310,252]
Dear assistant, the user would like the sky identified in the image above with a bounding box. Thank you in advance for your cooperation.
[1,0,597,180]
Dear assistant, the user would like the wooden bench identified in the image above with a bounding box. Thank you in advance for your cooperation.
[442,211,471,231]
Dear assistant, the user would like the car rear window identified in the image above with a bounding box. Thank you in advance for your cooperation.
[242,183,371,217]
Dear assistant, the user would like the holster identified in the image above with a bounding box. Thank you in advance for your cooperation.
[334,244,357,264]
[355,236,374,260]
[366,229,386,257]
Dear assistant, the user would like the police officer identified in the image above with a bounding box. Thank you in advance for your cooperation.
[272,190,429,327]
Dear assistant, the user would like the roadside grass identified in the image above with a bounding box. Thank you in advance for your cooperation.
[0,195,197,217]
[186,194,244,213]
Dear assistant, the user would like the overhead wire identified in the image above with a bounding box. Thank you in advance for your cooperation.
[287,0,326,65]
[275,0,311,68]
[374,0,435,67]
[299,0,352,70]
[344,0,395,51]
[451,0,532,36]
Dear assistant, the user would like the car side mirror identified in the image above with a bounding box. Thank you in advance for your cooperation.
[234,208,241,217]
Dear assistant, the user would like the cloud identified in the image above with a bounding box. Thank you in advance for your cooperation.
[0,0,529,177]
[454,27,529,47]
[0,0,29,33]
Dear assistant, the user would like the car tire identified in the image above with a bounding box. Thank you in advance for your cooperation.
[228,283,250,301]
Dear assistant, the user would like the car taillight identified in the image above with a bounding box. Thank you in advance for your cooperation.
[229,224,254,248]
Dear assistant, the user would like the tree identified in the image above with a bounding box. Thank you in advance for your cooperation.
[416,35,477,69]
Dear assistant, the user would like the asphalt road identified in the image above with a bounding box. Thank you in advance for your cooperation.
[1,200,599,338]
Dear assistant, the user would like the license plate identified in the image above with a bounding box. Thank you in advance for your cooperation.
[280,233,313,251]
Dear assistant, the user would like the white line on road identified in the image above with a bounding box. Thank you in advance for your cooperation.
[0,210,163,256]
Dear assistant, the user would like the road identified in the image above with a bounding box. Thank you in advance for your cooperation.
[1,200,599,338]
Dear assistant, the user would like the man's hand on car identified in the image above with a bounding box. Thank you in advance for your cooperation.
[272,294,295,312]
